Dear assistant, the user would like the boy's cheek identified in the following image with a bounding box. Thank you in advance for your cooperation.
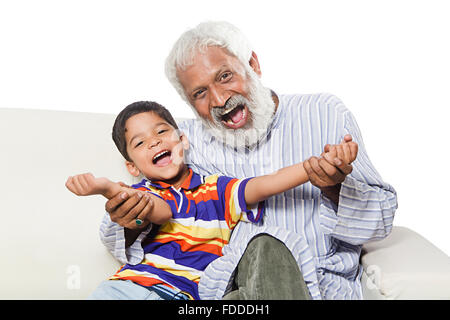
[171,143,185,166]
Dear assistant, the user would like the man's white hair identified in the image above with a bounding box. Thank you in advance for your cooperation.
[165,21,254,104]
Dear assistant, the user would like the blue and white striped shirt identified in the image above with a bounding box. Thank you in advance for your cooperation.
[100,93,397,299]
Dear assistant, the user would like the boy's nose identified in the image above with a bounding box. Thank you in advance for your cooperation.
[149,138,161,149]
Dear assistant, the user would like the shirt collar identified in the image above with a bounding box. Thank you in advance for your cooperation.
[145,167,203,191]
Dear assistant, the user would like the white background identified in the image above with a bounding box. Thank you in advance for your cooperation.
[1,0,449,255]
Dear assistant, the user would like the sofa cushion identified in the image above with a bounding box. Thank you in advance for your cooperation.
[0,108,129,299]
[361,226,450,299]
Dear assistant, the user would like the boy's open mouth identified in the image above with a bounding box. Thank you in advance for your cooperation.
[152,150,172,166]
[220,104,248,129]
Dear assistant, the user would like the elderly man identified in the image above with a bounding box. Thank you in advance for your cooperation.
[100,21,397,300]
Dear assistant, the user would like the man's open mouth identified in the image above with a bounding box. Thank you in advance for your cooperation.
[152,150,172,167]
[220,104,248,129]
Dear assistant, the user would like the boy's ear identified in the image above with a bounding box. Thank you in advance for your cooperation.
[180,132,189,150]
[126,161,141,177]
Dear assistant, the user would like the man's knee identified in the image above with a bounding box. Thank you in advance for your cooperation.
[246,234,291,260]
[236,234,311,299]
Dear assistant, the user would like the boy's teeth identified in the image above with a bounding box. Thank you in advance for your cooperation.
[153,150,170,163]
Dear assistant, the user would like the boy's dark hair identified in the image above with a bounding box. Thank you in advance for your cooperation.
[112,101,178,161]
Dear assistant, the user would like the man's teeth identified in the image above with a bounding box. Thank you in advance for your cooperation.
[221,104,242,116]
[224,107,246,125]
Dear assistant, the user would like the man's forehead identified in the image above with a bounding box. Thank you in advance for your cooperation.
[178,47,227,68]
[176,46,245,86]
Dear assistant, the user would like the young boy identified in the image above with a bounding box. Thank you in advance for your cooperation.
[66,101,357,300]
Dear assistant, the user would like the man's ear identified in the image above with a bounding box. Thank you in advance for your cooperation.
[126,161,141,177]
[249,51,262,76]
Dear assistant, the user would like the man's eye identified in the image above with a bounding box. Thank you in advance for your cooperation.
[193,89,205,99]
[158,129,167,134]
[220,72,232,81]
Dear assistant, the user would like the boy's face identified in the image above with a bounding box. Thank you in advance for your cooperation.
[124,111,188,182]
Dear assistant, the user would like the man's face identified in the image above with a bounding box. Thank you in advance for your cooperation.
[176,46,276,148]
[177,46,252,128]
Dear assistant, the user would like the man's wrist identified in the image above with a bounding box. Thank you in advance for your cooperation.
[320,183,341,206]
[124,226,147,248]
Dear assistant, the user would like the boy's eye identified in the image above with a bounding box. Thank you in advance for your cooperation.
[135,141,143,148]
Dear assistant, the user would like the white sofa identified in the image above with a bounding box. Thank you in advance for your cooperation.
[1,107,449,300]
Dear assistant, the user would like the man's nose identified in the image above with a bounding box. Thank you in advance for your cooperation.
[210,86,229,108]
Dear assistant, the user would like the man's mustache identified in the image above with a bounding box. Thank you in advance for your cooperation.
[214,96,233,110]
[210,95,247,122]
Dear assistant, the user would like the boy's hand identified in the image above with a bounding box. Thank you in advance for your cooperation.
[322,137,358,166]
[303,134,359,205]
[66,173,110,196]
[303,134,358,189]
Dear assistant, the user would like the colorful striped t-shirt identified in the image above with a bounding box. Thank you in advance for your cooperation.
[110,168,264,300]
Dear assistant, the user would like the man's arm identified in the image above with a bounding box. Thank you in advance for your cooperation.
[105,191,155,248]
[99,208,151,265]
[304,103,398,245]
[303,134,355,206]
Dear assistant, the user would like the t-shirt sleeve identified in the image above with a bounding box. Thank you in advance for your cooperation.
[131,179,165,201]
[217,176,264,229]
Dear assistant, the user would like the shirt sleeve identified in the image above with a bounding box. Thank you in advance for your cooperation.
[99,212,151,265]
[318,97,398,245]
[98,180,164,265]
[217,176,264,229]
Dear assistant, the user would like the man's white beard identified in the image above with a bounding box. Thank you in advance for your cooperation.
[196,71,276,149]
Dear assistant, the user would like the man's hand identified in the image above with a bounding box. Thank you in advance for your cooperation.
[106,190,154,229]
[303,134,358,205]
[105,191,155,247]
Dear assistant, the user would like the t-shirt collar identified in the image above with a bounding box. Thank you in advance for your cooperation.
[145,167,203,190]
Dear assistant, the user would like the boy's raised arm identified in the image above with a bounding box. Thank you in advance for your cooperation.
[65,173,172,225]
[244,163,309,206]
[244,140,358,206]
[66,173,126,199]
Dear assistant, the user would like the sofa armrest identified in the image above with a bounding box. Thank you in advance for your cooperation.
[361,226,450,299]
